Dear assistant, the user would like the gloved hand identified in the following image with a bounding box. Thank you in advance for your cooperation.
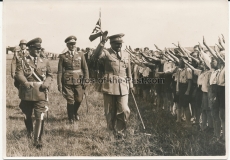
[24,82,34,88]
[40,83,49,90]
[58,85,62,93]
[101,31,108,43]
[129,87,135,93]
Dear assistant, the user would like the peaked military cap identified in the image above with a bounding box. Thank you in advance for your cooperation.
[19,39,27,45]
[65,36,77,44]
[109,33,124,43]
[27,37,42,49]
[14,46,21,52]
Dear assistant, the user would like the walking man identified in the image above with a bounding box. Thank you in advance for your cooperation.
[92,31,133,138]
[57,36,89,124]
[15,37,52,149]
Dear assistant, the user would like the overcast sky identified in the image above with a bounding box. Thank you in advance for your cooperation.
[4,0,228,53]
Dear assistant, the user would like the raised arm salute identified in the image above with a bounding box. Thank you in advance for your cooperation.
[92,31,133,139]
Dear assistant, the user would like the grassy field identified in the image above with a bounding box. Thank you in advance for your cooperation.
[5,55,226,157]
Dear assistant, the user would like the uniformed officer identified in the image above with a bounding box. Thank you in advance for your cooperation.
[57,36,89,124]
[92,31,133,138]
[15,37,52,149]
[11,39,30,89]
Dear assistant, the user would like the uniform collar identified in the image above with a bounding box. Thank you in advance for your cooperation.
[110,47,122,59]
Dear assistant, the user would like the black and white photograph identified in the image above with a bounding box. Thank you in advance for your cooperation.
[3,0,228,158]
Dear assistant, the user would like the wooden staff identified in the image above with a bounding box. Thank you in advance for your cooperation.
[131,90,145,130]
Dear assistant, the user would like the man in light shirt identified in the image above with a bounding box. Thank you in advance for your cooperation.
[216,53,225,142]
[176,57,192,123]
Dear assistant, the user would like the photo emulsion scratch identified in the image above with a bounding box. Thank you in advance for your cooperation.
[3,0,228,158]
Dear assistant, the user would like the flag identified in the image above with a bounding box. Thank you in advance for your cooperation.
[89,18,102,42]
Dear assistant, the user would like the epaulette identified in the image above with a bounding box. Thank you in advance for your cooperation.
[76,51,83,55]
[62,52,68,56]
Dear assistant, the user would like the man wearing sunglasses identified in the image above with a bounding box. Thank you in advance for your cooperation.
[15,37,53,149]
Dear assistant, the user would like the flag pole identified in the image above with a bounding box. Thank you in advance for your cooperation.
[100,8,101,42]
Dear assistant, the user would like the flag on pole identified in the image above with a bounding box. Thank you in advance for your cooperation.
[89,18,102,42]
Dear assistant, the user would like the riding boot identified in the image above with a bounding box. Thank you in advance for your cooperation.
[24,117,33,139]
[67,104,74,124]
[33,119,43,149]
[74,102,81,121]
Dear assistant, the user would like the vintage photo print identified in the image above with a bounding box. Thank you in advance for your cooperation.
[3,0,228,159]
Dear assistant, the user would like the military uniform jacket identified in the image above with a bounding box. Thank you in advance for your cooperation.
[93,43,133,95]
[57,50,89,86]
[11,49,29,77]
[15,54,53,101]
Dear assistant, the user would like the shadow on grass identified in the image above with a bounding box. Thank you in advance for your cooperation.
[7,129,28,140]
[8,116,24,121]
[6,105,19,109]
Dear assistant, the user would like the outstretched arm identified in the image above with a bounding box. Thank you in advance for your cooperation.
[218,36,225,50]
[203,36,218,59]
[182,58,202,76]
[92,31,108,59]
[166,48,179,63]
[214,46,225,64]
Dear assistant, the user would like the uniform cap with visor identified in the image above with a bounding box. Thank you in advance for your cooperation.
[108,33,125,43]
[26,37,42,49]
[65,36,77,44]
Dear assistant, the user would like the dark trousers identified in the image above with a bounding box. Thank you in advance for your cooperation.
[178,83,191,122]
[19,100,48,120]
[178,83,190,109]
[216,85,225,123]
[62,84,84,104]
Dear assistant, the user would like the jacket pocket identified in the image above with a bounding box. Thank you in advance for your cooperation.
[19,85,33,100]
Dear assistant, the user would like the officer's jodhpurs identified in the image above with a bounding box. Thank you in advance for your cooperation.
[19,100,48,141]
[62,84,84,120]
[103,94,130,132]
